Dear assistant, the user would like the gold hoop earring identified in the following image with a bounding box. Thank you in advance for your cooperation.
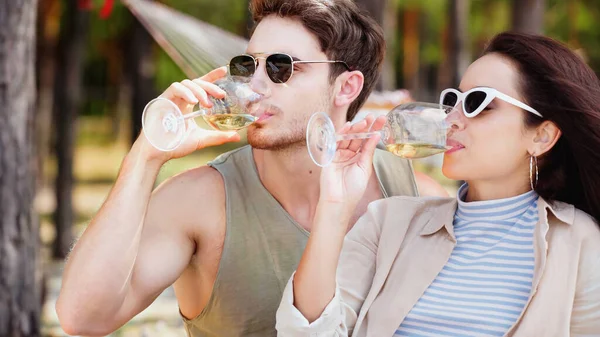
[529,155,538,190]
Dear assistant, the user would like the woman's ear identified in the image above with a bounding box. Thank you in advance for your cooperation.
[333,70,364,108]
[529,120,561,156]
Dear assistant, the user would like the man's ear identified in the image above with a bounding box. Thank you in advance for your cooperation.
[333,70,364,108]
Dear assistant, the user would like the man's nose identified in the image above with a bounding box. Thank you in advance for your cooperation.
[250,76,271,98]
[249,59,272,96]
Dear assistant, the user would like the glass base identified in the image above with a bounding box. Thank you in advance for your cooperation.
[141,98,186,151]
[306,112,337,167]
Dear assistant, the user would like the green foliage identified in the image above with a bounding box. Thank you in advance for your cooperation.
[77,0,600,119]
[82,1,134,116]
[546,0,600,73]
[163,0,248,35]
[154,0,249,89]
[81,0,249,117]
[155,49,187,90]
[469,0,510,53]
[87,1,133,41]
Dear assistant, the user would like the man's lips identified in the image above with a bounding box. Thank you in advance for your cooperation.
[255,112,274,123]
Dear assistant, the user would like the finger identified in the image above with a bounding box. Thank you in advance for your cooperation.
[363,114,375,129]
[346,119,371,153]
[338,121,352,133]
[199,66,228,83]
[191,128,241,149]
[370,115,387,132]
[335,121,352,149]
[181,79,211,108]
[357,132,381,171]
[337,119,367,150]
[332,147,360,165]
[161,82,199,105]
[347,114,386,153]
[191,79,226,100]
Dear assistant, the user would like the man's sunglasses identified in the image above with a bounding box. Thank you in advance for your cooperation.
[440,87,543,118]
[228,53,351,84]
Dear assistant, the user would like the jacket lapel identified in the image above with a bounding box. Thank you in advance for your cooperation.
[356,198,458,336]
[378,232,456,335]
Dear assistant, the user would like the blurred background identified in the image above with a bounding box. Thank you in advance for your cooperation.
[2,0,599,336]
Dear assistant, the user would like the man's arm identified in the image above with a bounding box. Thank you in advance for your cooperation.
[56,67,237,336]
[56,142,209,336]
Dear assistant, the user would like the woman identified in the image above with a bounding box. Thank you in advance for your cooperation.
[276,32,600,336]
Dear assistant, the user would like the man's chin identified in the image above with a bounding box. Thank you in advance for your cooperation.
[247,131,304,151]
[247,136,286,150]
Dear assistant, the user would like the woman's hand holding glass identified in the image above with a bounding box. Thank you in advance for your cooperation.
[307,102,453,167]
[318,115,386,209]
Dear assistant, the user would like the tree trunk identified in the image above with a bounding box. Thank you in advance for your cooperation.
[445,0,470,88]
[380,0,397,91]
[354,0,394,91]
[52,0,89,259]
[402,9,420,94]
[567,0,579,47]
[129,9,156,145]
[354,0,385,30]
[449,0,470,87]
[512,0,545,34]
[35,0,58,189]
[244,0,253,38]
[0,0,41,336]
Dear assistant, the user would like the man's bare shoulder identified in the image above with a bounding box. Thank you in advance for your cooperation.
[147,165,226,240]
[154,165,224,201]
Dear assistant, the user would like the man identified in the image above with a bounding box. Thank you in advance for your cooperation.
[56,0,446,336]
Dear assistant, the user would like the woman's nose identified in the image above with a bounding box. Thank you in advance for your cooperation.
[445,105,466,132]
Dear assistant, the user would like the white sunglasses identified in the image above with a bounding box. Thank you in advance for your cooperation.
[440,87,543,118]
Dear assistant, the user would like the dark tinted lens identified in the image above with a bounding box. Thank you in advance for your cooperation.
[464,91,487,114]
[266,53,293,83]
[229,55,255,77]
[442,92,458,108]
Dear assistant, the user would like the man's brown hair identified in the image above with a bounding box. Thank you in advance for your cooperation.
[250,0,385,121]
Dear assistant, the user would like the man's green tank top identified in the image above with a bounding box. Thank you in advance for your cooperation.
[181,145,418,336]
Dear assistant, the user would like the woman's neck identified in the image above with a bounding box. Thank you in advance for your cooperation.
[463,179,532,202]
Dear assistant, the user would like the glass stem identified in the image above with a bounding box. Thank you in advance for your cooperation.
[180,108,208,121]
[335,130,383,141]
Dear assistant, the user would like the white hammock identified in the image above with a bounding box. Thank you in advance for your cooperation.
[123,0,249,78]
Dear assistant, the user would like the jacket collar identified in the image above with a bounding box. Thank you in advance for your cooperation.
[419,196,575,238]
[538,198,575,225]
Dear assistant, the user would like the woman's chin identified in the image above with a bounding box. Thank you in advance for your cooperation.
[441,164,466,182]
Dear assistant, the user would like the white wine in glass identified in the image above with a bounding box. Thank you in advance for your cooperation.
[203,114,257,131]
[385,143,448,159]
[142,75,269,151]
[306,102,453,166]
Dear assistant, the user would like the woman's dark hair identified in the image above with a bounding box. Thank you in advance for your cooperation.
[483,32,600,225]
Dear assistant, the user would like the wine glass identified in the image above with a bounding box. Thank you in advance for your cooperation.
[142,75,269,151]
[306,102,453,167]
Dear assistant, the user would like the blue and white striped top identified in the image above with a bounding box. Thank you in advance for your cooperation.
[395,184,539,337]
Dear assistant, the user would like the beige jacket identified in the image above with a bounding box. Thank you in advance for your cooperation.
[276,196,600,336]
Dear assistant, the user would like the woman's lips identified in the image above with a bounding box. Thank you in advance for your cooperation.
[446,139,465,154]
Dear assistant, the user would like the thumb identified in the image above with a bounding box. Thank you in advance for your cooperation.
[192,128,241,149]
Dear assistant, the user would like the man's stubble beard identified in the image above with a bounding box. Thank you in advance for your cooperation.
[246,116,306,151]
[247,92,332,152]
